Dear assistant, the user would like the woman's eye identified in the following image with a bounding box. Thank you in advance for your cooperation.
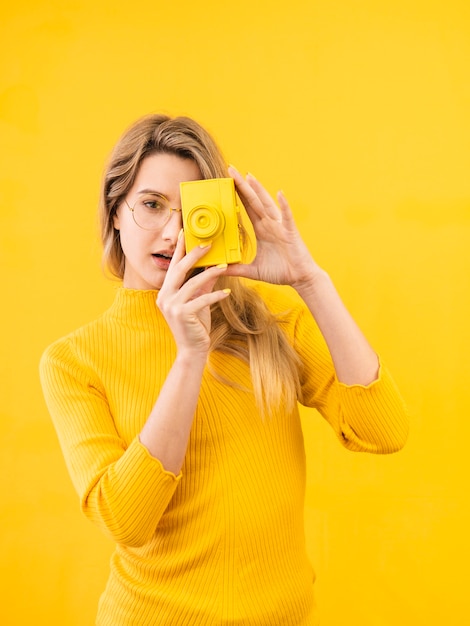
[142,197,164,211]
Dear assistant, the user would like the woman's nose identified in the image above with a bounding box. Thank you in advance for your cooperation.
[162,208,183,241]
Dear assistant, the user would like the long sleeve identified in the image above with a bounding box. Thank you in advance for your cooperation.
[39,296,181,547]
[293,295,409,453]
[253,282,410,454]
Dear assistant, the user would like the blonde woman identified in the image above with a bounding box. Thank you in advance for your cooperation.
[40,114,409,626]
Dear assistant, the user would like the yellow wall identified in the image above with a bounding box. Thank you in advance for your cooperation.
[1,1,468,624]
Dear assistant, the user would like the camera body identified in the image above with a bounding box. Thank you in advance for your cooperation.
[181,177,243,267]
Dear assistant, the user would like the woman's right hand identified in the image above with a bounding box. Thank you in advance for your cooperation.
[142,233,230,473]
[156,230,230,357]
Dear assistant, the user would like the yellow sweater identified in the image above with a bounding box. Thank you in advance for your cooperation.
[40,285,408,626]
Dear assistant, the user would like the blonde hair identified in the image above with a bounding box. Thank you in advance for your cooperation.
[99,114,302,416]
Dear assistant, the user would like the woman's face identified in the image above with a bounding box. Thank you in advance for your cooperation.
[113,152,202,290]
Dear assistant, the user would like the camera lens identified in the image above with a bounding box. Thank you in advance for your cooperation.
[186,204,225,239]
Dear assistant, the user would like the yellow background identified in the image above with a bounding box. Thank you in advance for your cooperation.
[1,1,469,624]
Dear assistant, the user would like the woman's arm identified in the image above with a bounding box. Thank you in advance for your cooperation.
[40,237,230,546]
[40,341,182,547]
[293,269,379,386]
[227,167,379,386]
[139,233,230,474]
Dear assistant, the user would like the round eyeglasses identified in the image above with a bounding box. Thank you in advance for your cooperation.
[125,193,182,230]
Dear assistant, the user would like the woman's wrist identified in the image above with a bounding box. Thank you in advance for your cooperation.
[292,265,330,300]
[174,347,208,371]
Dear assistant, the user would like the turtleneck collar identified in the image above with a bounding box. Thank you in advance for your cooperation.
[106,287,163,327]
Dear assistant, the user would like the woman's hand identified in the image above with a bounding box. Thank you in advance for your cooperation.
[226,166,320,291]
[156,231,230,357]
[143,235,230,474]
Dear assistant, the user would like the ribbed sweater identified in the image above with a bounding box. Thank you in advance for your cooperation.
[40,284,409,626]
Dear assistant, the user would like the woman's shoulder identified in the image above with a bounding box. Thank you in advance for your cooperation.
[40,320,100,373]
[40,302,116,370]
[245,280,306,316]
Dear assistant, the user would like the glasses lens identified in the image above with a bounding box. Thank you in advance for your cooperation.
[132,194,171,230]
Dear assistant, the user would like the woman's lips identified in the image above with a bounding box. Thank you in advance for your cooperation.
[152,253,172,270]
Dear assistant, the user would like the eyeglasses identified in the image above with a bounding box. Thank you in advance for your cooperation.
[125,193,182,230]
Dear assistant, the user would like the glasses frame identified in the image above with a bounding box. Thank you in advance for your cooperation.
[125,196,182,231]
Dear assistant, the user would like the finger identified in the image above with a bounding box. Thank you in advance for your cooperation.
[178,262,229,300]
[246,174,282,221]
[164,241,214,290]
[229,166,281,222]
[228,166,266,218]
[167,228,186,268]
[276,190,298,230]
[224,262,258,281]
[183,286,232,314]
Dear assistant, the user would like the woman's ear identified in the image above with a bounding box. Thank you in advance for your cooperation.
[113,209,120,231]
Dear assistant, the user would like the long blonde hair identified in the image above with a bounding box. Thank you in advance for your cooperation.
[99,114,302,416]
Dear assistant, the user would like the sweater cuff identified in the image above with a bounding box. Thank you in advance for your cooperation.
[335,361,409,453]
[83,437,182,547]
[134,436,183,481]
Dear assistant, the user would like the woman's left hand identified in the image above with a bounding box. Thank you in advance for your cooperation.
[228,167,381,387]
[226,166,319,290]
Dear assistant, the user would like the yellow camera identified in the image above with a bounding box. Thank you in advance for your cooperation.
[181,177,244,267]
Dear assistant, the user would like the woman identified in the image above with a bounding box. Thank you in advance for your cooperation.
[40,114,409,625]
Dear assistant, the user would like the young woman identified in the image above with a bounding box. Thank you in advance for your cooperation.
[40,114,409,626]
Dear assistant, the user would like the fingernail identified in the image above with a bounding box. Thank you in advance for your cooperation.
[246,172,257,180]
[222,288,231,295]
[199,241,212,249]
[178,228,184,240]
[216,263,228,269]
[228,164,238,172]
